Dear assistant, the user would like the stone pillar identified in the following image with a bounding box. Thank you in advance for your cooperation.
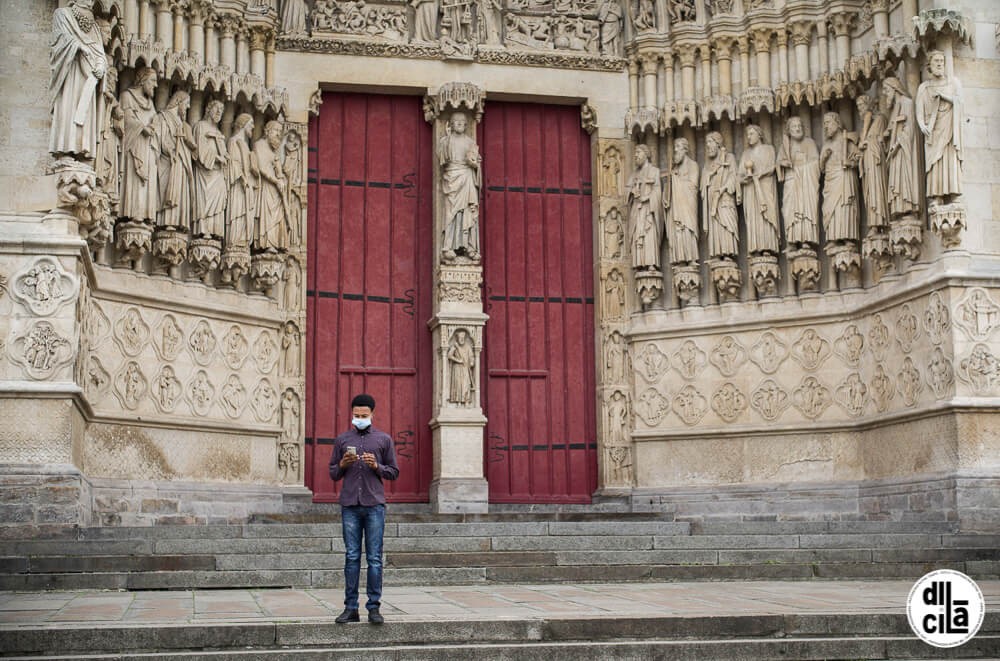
[220,15,238,70]
[628,60,640,110]
[124,0,140,35]
[188,3,205,64]
[752,29,771,88]
[700,46,712,98]
[236,28,250,74]
[715,39,734,97]
[776,31,789,85]
[816,19,829,75]
[737,36,750,95]
[205,15,219,66]
[424,83,489,513]
[138,0,152,38]
[790,21,812,82]
[171,0,186,52]
[640,54,658,109]
[250,27,268,78]
[829,12,855,72]
[265,36,276,87]
[155,0,173,47]
[678,45,696,100]
[662,50,674,104]
[871,0,889,39]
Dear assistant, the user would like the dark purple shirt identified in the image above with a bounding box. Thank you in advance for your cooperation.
[328,426,399,506]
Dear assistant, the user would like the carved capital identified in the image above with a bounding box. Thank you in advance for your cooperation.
[775,31,788,48]
[218,13,244,38]
[676,44,698,67]
[737,35,750,55]
[168,0,189,16]
[828,12,857,38]
[188,0,211,24]
[713,36,737,60]
[250,25,274,50]
[869,0,889,13]
[628,60,640,76]
[789,21,813,47]
[751,29,773,54]
[423,82,486,122]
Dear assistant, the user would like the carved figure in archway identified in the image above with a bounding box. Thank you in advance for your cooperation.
[777,117,819,248]
[439,112,481,262]
[49,0,107,158]
[227,114,257,251]
[664,138,699,265]
[447,328,476,405]
[819,112,860,244]
[626,144,663,271]
[701,132,740,259]
[193,100,228,238]
[154,91,195,230]
[740,125,779,256]
[120,68,160,223]
[882,77,921,219]
[856,94,889,231]
[254,120,289,252]
[916,50,964,204]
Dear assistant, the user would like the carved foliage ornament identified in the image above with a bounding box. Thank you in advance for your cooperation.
[10,257,79,317]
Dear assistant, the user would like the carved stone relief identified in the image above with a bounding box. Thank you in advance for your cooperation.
[221,375,249,419]
[867,314,891,362]
[221,326,251,370]
[114,307,150,357]
[10,321,75,380]
[895,304,920,353]
[793,376,832,420]
[281,322,302,378]
[834,325,865,368]
[252,379,279,423]
[84,300,111,350]
[187,370,216,417]
[957,344,1000,396]
[253,330,280,374]
[897,356,923,407]
[870,365,895,413]
[709,336,747,377]
[712,383,748,423]
[749,332,788,374]
[636,387,670,426]
[10,257,79,316]
[601,268,626,320]
[673,385,708,426]
[790,329,831,371]
[926,347,955,399]
[113,360,148,410]
[924,292,951,346]
[602,207,624,260]
[284,257,302,312]
[835,373,868,418]
[955,288,1000,342]
[604,330,627,384]
[446,328,476,406]
[152,365,184,413]
[84,356,111,403]
[600,146,623,197]
[751,379,790,421]
[188,320,218,367]
[156,314,184,361]
[635,343,668,382]
[278,442,300,483]
[672,340,707,380]
[281,389,301,442]
[605,389,630,445]
[607,446,633,485]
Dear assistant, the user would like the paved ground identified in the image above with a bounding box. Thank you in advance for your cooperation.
[2,580,999,625]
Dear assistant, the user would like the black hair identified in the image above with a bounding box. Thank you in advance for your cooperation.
[351,393,376,410]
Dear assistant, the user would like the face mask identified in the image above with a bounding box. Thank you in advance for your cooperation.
[352,417,371,430]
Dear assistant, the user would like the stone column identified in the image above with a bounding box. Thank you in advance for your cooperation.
[124,0,140,35]
[776,31,789,85]
[752,29,771,88]
[789,21,812,82]
[678,45,696,100]
[155,0,173,47]
[829,12,855,72]
[715,39,734,97]
[138,0,152,38]
[170,0,186,52]
[700,46,712,99]
[205,14,219,66]
[188,1,205,64]
[640,54,658,110]
[236,28,250,74]
[871,0,889,39]
[737,36,750,95]
[628,60,640,110]
[816,19,829,75]
[250,27,268,79]
[662,49,674,104]
[265,36,276,87]
[219,15,238,71]
[424,83,490,513]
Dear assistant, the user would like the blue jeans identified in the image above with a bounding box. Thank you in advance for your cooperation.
[341,504,385,611]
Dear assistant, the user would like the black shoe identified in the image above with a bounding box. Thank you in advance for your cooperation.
[368,608,384,625]
[335,608,359,624]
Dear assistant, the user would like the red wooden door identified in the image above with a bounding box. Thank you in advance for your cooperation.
[306,92,433,502]
[481,102,598,503]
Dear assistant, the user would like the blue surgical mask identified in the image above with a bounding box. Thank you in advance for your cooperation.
[352,417,372,430]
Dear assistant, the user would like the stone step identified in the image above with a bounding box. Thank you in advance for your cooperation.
[2,613,998,658]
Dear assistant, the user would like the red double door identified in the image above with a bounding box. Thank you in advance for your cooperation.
[306,93,596,503]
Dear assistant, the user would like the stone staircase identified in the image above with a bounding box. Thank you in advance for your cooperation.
[1,513,997,591]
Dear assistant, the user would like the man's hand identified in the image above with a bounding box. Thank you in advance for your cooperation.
[339,452,359,470]
[361,452,378,471]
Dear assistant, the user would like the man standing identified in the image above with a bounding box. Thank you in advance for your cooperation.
[49,0,107,158]
[329,394,399,625]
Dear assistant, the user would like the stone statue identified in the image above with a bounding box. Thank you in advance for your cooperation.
[603,207,624,259]
[120,68,160,224]
[281,321,301,377]
[882,77,921,219]
[280,389,300,441]
[701,132,740,259]
[49,0,107,158]
[439,112,481,261]
[856,94,889,230]
[598,0,623,56]
[154,91,195,230]
[663,138,699,265]
[478,0,503,46]
[411,0,439,42]
[626,144,663,271]
[447,328,476,405]
[254,120,289,252]
[777,116,820,248]
[916,50,964,204]
[442,0,473,45]
[95,66,122,200]
[280,0,308,36]
[226,114,257,251]
[819,112,860,244]
[281,130,304,247]
[192,100,228,239]
[630,0,655,31]
[740,125,779,255]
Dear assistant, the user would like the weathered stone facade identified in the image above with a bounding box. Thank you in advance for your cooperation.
[1,0,998,528]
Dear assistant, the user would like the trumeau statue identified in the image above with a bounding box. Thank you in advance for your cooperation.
[254,120,289,252]
[227,114,257,251]
[882,77,921,219]
[120,68,160,224]
[740,125,779,256]
[193,100,229,239]
[447,328,476,405]
[819,112,861,244]
[411,0,439,43]
[49,0,107,158]
[663,138,699,266]
[154,91,195,231]
[777,117,820,248]
[439,112,481,261]
[627,144,663,271]
[916,49,964,204]
[702,132,740,260]
[856,94,889,230]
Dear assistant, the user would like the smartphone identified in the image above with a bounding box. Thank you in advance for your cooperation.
[346,446,357,456]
